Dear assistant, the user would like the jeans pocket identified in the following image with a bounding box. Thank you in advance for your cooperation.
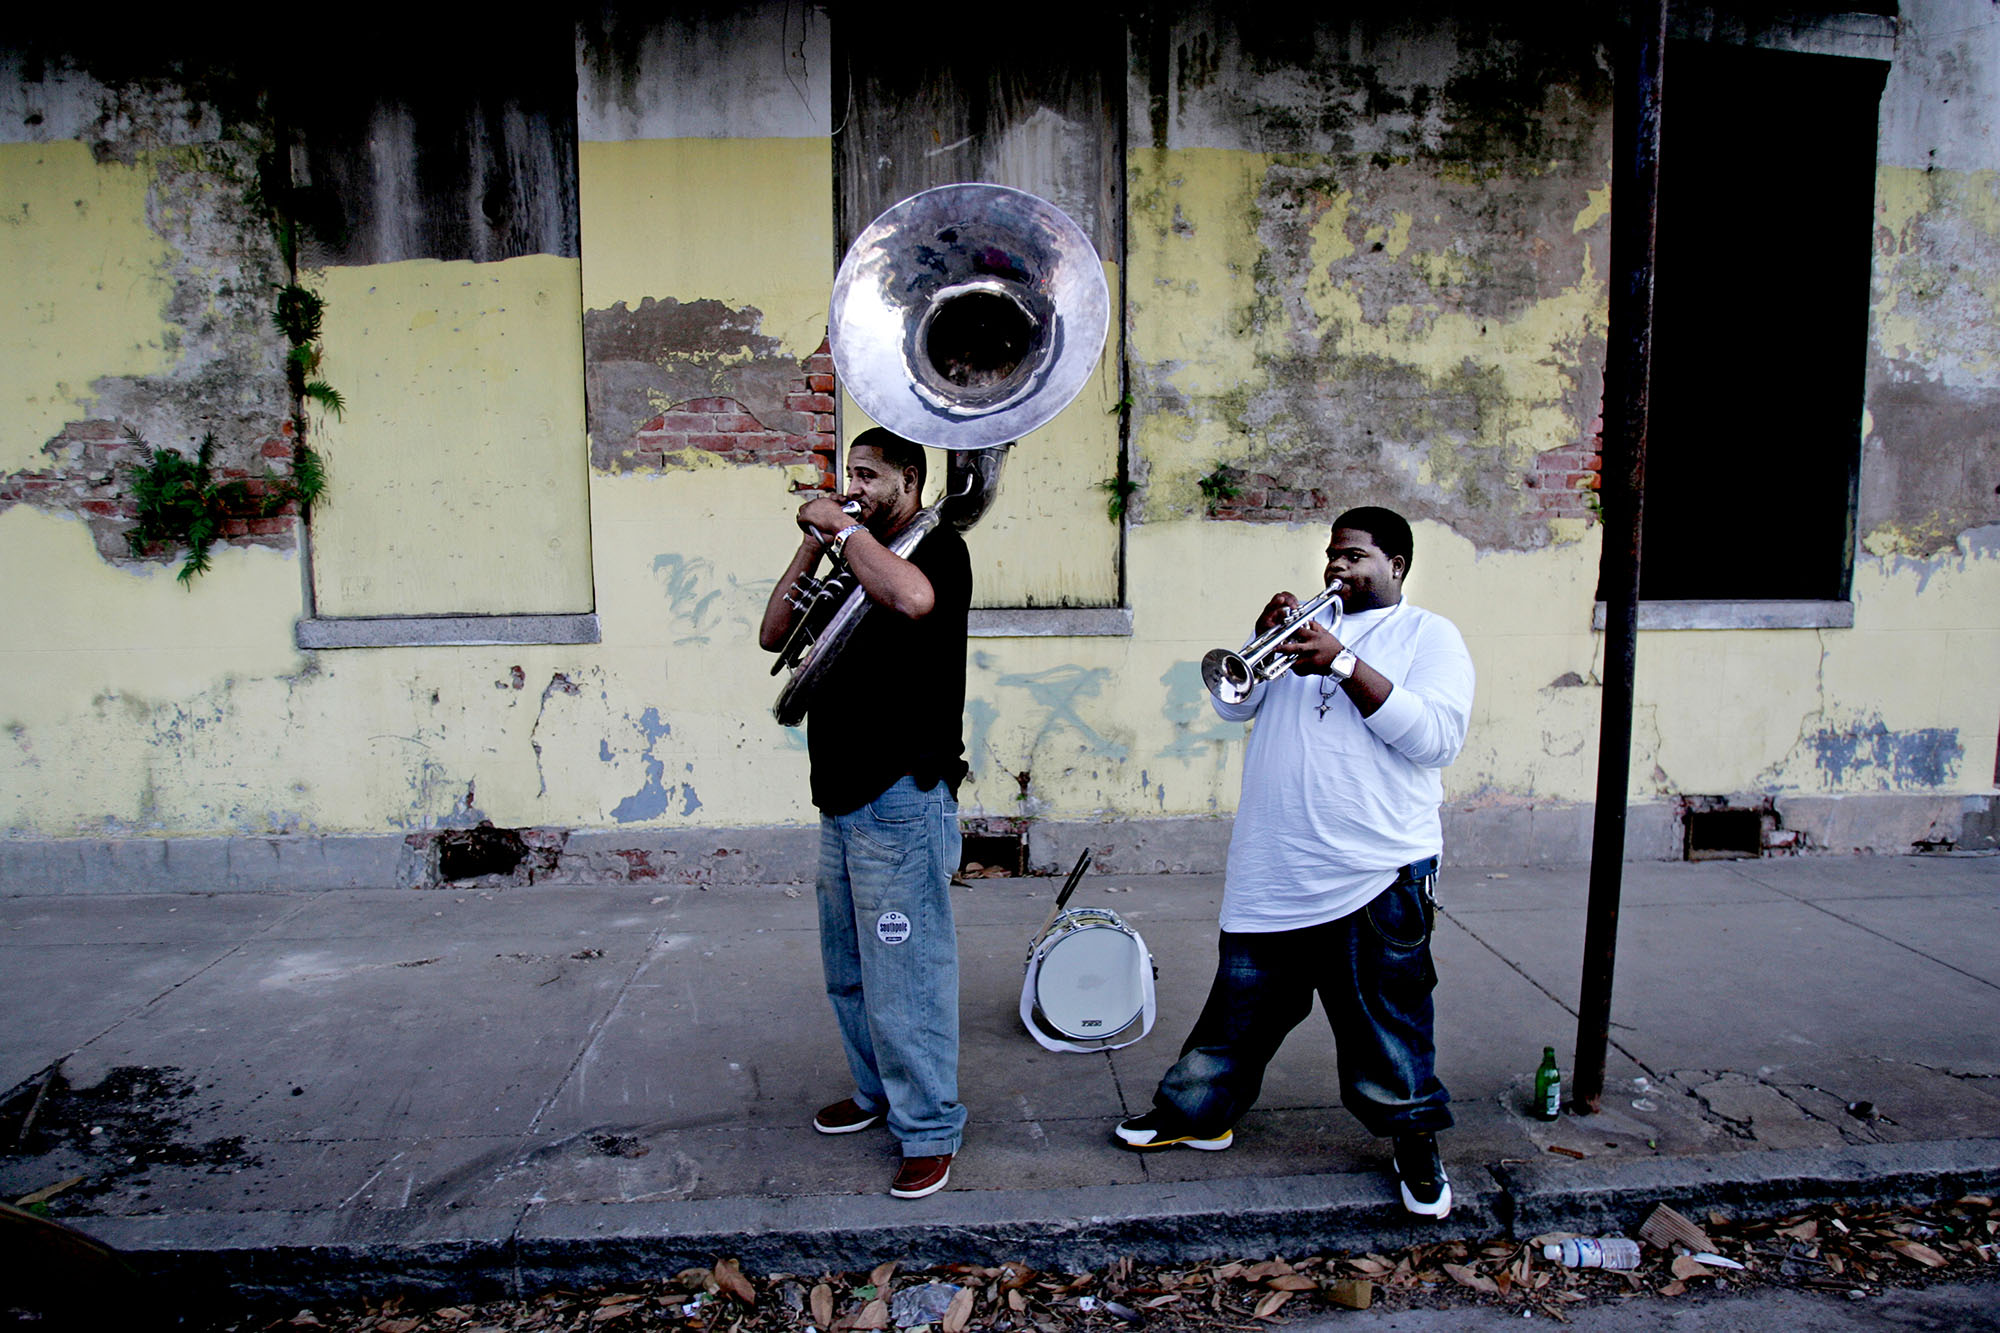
[847,783,928,866]
[1365,878,1431,952]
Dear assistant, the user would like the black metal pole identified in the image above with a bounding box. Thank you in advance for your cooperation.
[1573,1,1666,1115]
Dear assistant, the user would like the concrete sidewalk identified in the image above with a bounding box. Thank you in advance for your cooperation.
[1,854,1996,1305]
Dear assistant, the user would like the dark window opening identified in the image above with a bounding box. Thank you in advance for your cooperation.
[1638,42,1886,602]
[275,17,580,267]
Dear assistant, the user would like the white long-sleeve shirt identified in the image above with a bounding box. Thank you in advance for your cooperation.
[1213,598,1475,933]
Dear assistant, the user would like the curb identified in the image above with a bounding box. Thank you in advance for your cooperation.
[68,1139,2000,1312]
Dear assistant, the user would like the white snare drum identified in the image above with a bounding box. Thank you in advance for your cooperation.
[1020,907,1157,1052]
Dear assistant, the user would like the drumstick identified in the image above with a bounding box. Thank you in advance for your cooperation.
[1032,849,1093,941]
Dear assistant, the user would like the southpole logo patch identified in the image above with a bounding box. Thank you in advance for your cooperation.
[875,911,912,945]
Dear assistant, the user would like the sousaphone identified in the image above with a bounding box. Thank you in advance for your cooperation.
[771,184,1111,725]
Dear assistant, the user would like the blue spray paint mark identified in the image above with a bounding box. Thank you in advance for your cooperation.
[1156,660,1243,759]
[652,553,775,647]
[681,784,703,816]
[610,707,675,823]
[994,664,1128,761]
[1809,717,1962,789]
[598,739,615,762]
[964,697,999,781]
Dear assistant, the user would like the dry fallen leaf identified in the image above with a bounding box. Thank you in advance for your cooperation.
[1778,1220,1820,1241]
[1251,1290,1292,1318]
[1242,1260,1291,1281]
[811,1284,835,1327]
[941,1285,976,1333]
[850,1298,891,1330]
[1657,1279,1687,1297]
[1669,1256,1717,1281]
[1887,1240,1947,1268]
[713,1258,756,1306]
[870,1261,899,1291]
[1442,1263,1498,1295]
[1265,1275,1317,1292]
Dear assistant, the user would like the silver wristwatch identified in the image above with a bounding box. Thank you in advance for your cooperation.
[1328,649,1358,682]
[829,523,865,559]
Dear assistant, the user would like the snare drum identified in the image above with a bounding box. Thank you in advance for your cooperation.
[1020,907,1156,1052]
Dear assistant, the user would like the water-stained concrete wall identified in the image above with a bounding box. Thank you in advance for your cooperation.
[2,2,1995,870]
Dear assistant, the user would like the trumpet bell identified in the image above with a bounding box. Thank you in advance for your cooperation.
[829,184,1110,449]
[1201,649,1259,705]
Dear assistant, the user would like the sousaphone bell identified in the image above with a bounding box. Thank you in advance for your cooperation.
[771,184,1111,726]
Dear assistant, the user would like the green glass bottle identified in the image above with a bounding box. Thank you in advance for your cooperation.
[1534,1046,1562,1120]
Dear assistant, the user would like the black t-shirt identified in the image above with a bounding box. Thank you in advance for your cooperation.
[806,524,971,815]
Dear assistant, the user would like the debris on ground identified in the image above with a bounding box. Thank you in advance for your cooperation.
[190,1194,1998,1331]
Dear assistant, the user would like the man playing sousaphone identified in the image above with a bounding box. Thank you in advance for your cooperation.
[1114,506,1475,1220]
[759,427,971,1201]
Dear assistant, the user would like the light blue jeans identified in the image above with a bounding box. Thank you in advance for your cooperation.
[816,776,966,1157]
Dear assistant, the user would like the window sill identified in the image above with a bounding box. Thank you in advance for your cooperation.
[297,613,602,649]
[969,607,1133,638]
[1591,600,1853,631]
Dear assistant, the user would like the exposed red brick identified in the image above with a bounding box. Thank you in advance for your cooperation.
[246,517,293,536]
[786,393,837,414]
[808,374,835,393]
[683,397,740,414]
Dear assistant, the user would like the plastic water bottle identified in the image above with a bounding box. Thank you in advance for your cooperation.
[1543,1237,1641,1270]
[1534,1046,1561,1120]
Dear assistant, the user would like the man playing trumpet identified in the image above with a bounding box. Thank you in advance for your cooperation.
[1114,506,1475,1220]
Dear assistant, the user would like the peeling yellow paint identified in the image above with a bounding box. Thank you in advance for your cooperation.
[1573,184,1610,234]
[1872,166,2000,383]
[1384,210,1413,258]
[310,255,594,617]
[0,142,179,471]
[1128,146,1608,518]
[578,138,833,357]
[1127,150,1273,395]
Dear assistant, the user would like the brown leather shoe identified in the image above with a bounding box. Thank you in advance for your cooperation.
[890,1153,952,1199]
[813,1097,884,1135]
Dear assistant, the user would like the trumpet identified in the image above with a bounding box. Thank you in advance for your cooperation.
[1200,581,1345,704]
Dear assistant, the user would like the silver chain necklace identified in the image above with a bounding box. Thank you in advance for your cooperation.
[1316,600,1405,720]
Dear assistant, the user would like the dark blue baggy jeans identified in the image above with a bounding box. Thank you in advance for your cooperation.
[1153,862,1452,1139]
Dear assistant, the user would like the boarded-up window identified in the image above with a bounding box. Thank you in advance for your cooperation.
[284,20,594,622]
[1640,41,1885,602]
[834,9,1124,610]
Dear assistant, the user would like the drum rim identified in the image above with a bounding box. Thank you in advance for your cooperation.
[1032,922,1146,1039]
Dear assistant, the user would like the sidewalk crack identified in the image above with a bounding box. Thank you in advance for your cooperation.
[1438,909,1661,1084]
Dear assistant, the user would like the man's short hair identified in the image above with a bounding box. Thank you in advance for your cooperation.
[851,427,926,491]
[1332,506,1414,572]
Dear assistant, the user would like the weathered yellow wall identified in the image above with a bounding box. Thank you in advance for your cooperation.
[309,256,594,617]
[3,24,1995,850]
[0,142,178,472]
[580,137,833,361]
